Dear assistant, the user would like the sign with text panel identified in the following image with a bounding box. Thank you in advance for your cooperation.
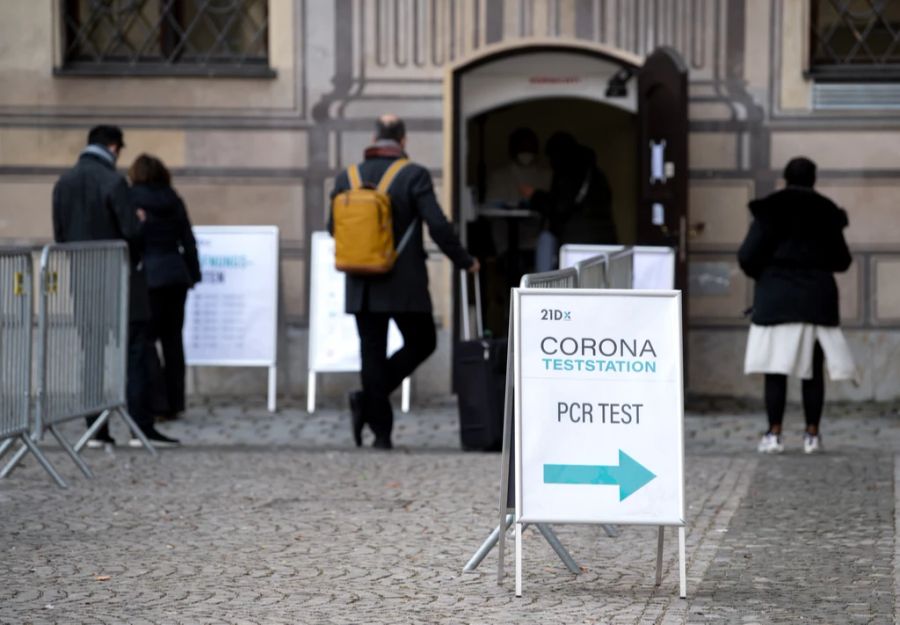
[515,289,684,526]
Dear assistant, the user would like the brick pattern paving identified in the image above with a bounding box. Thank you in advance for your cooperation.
[0,398,898,624]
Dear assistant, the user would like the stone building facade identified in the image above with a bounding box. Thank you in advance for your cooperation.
[1,1,899,402]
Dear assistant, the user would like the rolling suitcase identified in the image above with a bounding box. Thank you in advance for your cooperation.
[455,270,507,451]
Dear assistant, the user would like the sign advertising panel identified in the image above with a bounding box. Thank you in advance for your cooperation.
[514,288,684,526]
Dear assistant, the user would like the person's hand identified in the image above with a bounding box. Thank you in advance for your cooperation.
[467,258,480,274]
[518,184,535,199]
[136,208,147,222]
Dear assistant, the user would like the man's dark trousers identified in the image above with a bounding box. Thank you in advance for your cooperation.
[126,321,154,432]
[354,312,437,440]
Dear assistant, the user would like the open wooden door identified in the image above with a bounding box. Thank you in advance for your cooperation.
[637,47,689,370]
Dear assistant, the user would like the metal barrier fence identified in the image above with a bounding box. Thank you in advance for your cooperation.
[518,267,578,289]
[606,248,634,289]
[1,241,157,486]
[0,249,67,487]
[573,253,610,289]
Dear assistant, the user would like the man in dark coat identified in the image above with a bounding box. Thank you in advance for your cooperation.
[52,125,179,447]
[330,114,479,449]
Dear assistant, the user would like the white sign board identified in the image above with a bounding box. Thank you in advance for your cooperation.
[184,225,279,410]
[514,288,684,526]
[559,244,676,290]
[185,226,278,365]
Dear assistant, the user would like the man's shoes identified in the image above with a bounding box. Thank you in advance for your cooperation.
[757,432,784,454]
[372,437,393,450]
[129,426,180,449]
[349,391,365,448]
[86,430,116,449]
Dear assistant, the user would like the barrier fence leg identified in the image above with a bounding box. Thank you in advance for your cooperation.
[655,526,665,586]
[74,409,112,452]
[678,526,687,598]
[602,524,619,538]
[463,514,513,573]
[0,437,13,462]
[19,434,67,489]
[307,371,316,414]
[116,408,158,457]
[49,425,93,479]
[0,441,30,478]
[535,524,581,574]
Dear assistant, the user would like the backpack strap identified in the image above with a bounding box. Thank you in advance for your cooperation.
[347,164,362,190]
[376,159,409,194]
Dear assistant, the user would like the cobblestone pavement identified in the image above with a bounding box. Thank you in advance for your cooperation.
[1,397,899,624]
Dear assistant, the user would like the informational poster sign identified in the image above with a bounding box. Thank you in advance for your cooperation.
[514,288,684,525]
[559,244,676,290]
[184,225,279,410]
[307,232,407,412]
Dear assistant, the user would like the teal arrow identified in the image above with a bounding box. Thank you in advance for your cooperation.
[543,450,657,501]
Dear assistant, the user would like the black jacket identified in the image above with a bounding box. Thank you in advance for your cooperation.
[330,146,474,313]
[129,184,201,289]
[52,150,150,322]
[738,187,852,326]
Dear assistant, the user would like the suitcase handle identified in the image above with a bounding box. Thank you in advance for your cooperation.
[459,269,483,341]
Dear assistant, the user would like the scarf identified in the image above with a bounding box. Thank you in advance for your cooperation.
[364,139,407,160]
[80,144,116,166]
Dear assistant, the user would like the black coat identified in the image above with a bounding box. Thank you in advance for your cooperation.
[52,151,150,322]
[330,155,474,314]
[738,187,852,326]
[129,184,201,289]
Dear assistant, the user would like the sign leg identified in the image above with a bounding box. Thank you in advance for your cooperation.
[307,370,316,414]
[463,514,513,573]
[655,526,665,586]
[678,526,687,598]
[401,377,410,413]
[535,524,581,574]
[267,365,277,413]
[515,521,523,597]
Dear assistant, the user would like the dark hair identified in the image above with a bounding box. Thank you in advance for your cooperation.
[375,116,406,142]
[87,125,124,149]
[128,154,171,186]
[783,157,816,188]
[508,127,539,157]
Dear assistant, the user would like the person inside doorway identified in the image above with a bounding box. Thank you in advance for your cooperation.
[485,127,551,209]
[531,131,617,270]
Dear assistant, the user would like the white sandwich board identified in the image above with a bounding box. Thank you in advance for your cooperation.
[307,231,409,413]
[511,287,686,596]
[184,225,279,412]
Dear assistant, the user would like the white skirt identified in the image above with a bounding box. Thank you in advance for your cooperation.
[744,323,857,381]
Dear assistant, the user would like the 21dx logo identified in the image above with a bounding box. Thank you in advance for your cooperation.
[539,309,572,321]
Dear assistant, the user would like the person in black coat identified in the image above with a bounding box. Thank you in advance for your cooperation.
[128,154,201,422]
[330,114,479,449]
[52,125,178,447]
[738,157,854,454]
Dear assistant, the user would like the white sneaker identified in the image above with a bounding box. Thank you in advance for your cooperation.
[803,433,822,454]
[757,432,784,454]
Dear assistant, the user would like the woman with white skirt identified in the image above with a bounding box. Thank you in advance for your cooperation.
[738,157,855,454]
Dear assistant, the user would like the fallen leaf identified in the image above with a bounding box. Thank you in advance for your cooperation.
[94,575,111,582]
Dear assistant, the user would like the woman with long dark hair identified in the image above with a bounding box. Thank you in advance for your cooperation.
[129,154,201,427]
[739,157,856,454]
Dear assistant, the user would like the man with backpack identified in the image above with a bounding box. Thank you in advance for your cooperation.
[330,114,479,450]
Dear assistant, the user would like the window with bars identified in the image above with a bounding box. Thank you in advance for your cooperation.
[810,0,900,80]
[59,0,273,77]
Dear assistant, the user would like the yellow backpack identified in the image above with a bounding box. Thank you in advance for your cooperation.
[332,159,414,274]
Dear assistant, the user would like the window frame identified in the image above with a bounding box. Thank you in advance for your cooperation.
[808,0,900,82]
[56,0,276,79]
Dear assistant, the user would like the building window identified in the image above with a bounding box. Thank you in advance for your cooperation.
[810,0,900,81]
[59,0,273,77]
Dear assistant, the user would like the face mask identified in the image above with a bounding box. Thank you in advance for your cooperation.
[515,152,536,166]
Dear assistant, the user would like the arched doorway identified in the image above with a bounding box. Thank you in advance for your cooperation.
[444,41,689,338]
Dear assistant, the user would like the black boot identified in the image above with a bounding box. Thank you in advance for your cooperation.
[349,391,365,447]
